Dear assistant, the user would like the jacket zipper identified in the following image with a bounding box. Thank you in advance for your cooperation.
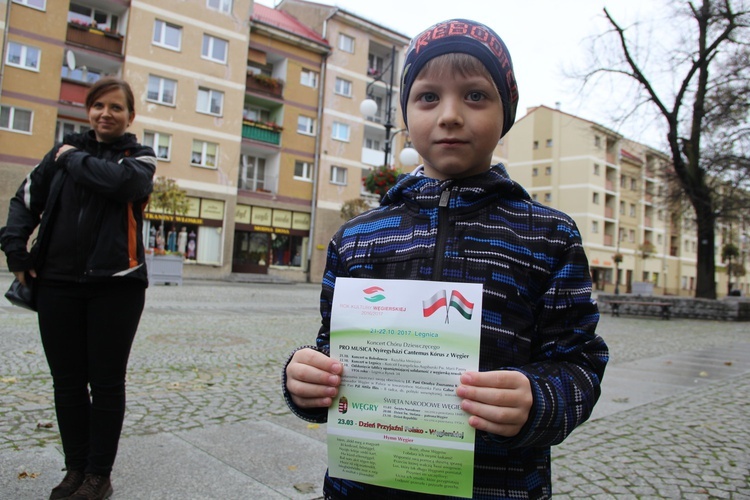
[432,187,453,281]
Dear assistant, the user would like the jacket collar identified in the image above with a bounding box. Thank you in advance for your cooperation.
[382,163,531,210]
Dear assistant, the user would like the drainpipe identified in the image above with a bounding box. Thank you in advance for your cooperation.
[305,11,337,283]
[0,0,12,101]
[307,52,327,282]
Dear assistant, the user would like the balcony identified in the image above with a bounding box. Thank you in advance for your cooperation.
[59,79,89,106]
[242,121,281,145]
[246,73,283,98]
[66,23,123,55]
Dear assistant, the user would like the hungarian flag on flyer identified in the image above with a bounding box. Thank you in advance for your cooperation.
[449,290,475,320]
[422,290,447,317]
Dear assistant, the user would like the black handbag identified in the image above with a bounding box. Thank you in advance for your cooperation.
[4,277,36,311]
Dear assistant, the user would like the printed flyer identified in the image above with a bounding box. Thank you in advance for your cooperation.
[328,278,483,498]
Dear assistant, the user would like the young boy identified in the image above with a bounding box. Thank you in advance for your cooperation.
[283,19,608,499]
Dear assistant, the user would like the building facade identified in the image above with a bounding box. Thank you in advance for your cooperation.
[504,105,748,297]
[275,0,412,281]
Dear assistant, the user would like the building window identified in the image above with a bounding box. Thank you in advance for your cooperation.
[207,0,231,13]
[14,0,46,9]
[332,122,350,142]
[191,140,218,168]
[545,166,552,176]
[0,105,32,133]
[239,154,266,191]
[69,3,119,31]
[153,20,182,50]
[330,166,347,185]
[365,138,381,151]
[594,135,601,148]
[629,203,636,217]
[630,178,637,191]
[147,75,177,105]
[297,115,315,135]
[368,53,384,75]
[629,229,635,242]
[546,139,553,147]
[593,192,600,204]
[532,194,538,202]
[143,131,172,160]
[6,42,40,71]
[338,33,355,53]
[334,77,352,97]
[544,193,551,203]
[619,201,625,214]
[55,120,90,142]
[592,221,599,233]
[202,34,228,63]
[533,140,539,149]
[619,228,626,241]
[196,87,224,116]
[532,167,538,176]
[593,163,600,175]
[294,161,313,181]
[620,175,627,188]
[300,69,318,88]
[243,106,270,122]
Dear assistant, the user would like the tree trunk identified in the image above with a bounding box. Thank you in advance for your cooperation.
[694,203,717,299]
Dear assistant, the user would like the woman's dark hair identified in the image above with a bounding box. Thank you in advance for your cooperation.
[85,77,135,114]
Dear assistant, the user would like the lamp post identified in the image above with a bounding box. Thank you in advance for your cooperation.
[360,45,401,168]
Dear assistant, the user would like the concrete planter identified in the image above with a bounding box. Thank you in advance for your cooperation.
[145,253,183,286]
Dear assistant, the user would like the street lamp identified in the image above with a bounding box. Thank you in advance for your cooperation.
[360,45,417,168]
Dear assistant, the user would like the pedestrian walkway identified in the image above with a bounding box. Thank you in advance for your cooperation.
[1,278,748,498]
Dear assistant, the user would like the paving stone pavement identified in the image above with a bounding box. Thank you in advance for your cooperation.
[0,275,748,498]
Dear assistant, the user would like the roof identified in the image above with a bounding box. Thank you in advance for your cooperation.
[251,3,329,47]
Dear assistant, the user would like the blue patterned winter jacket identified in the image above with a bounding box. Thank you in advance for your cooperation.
[284,164,609,500]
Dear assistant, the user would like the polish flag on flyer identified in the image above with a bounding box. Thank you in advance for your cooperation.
[422,290,447,317]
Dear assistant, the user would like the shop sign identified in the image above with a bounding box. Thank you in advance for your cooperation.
[145,212,204,225]
[251,206,272,225]
[272,209,292,228]
[201,199,225,220]
[292,212,310,230]
[186,197,201,217]
[235,204,251,224]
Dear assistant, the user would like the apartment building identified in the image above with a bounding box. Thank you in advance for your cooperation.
[0,0,332,283]
[504,105,748,297]
[235,4,328,280]
[275,0,412,281]
[128,0,253,279]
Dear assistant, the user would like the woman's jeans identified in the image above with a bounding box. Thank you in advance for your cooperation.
[36,281,145,476]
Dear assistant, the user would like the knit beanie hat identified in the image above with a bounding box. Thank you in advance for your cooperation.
[400,19,518,137]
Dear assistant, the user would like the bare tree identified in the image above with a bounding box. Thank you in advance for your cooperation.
[585,1,750,298]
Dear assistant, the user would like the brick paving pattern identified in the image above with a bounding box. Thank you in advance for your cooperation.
[1,276,748,497]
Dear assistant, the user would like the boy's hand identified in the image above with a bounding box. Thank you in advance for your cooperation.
[286,348,342,409]
[457,370,533,437]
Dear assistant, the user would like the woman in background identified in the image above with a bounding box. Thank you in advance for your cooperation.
[0,77,156,500]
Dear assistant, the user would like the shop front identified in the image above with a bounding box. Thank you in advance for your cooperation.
[233,203,309,279]
[144,196,226,267]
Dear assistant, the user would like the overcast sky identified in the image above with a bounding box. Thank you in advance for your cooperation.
[255,0,669,148]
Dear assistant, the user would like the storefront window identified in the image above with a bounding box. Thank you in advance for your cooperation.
[234,232,269,266]
[271,233,304,267]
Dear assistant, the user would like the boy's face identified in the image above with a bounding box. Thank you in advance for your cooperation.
[406,70,503,180]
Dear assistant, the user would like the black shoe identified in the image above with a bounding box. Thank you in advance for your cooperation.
[49,469,85,500]
[69,473,113,500]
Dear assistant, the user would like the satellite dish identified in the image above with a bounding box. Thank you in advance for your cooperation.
[66,50,76,71]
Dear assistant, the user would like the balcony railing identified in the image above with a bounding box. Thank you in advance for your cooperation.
[59,79,89,106]
[66,23,123,55]
[242,121,281,145]
[246,74,283,98]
